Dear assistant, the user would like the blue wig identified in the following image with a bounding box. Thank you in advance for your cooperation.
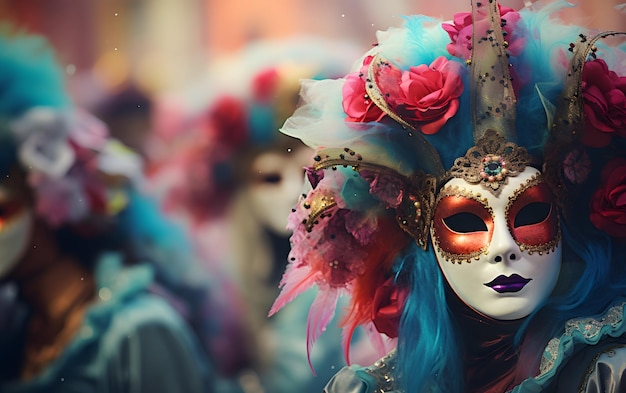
[396,243,462,393]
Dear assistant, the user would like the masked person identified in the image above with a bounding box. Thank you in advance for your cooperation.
[148,38,388,392]
[268,1,626,392]
[0,29,215,393]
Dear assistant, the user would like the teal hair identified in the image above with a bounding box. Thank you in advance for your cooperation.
[0,28,69,176]
[396,243,462,393]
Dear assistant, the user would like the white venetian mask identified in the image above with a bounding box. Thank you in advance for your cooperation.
[430,167,562,320]
[244,147,311,236]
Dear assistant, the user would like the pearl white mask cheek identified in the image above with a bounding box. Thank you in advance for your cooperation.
[0,201,33,280]
[431,168,562,320]
[245,149,310,236]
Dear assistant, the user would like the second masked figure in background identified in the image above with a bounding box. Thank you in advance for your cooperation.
[148,38,389,393]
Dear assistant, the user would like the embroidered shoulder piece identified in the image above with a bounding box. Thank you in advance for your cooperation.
[362,350,402,393]
[538,301,626,377]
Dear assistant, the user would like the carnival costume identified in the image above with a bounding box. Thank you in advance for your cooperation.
[0,30,214,392]
[268,0,626,392]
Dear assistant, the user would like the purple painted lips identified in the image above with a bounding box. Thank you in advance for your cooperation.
[484,274,532,293]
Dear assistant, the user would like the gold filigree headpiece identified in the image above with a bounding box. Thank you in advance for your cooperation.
[448,130,532,197]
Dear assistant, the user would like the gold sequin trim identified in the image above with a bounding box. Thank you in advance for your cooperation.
[431,185,492,264]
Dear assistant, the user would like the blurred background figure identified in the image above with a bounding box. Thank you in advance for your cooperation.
[147,37,386,393]
[0,28,221,392]
[92,83,154,160]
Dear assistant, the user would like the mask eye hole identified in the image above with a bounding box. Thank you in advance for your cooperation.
[261,173,282,184]
[253,173,282,184]
[514,202,551,228]
[443,212,488,233]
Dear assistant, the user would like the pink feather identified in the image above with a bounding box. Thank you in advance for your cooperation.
[306,287,340,375]
[268,263,316,317]
[341,320,356,366]
[362,321,396,359]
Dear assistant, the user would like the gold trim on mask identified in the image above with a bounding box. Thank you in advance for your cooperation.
[505,174,561,256]
[431,185,493,264]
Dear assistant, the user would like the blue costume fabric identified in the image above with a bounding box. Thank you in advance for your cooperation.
[323,298,626,393]
[0,253,215,393]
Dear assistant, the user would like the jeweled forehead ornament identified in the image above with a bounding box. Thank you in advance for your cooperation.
[448,129,532,197]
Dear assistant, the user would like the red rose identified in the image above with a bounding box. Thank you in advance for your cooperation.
[208,96,248,149]
[581,59,626,148]
[442,5,524,61]
[252,67,280,103]
[371,276,408,338]
[590,158,626,240]
[342,55,388,122]
[393,57,464,134]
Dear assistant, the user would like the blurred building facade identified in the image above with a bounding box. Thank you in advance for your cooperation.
[0,0,621,102]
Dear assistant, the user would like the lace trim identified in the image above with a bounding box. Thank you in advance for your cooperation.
[538,301,626,377]
[363,350,401,393]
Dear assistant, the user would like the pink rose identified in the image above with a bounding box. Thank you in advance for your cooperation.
[581,59,626,148]
[392,57,464,134]
[442,5,524,61]
[590,158,626,241]
[342,55,387,122]
[563,148,591,184]
[360,169,405,208]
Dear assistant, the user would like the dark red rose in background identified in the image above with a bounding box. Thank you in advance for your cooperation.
[371,276,408,338]
[581,59,626,148]
[208,95,248,149]
[590,158,626,241]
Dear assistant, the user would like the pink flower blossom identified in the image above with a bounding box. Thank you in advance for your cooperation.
[563,148,591,184]
[360,170,405,208]
[393,57,464,134]
[581,59,626,148]
[342,55,388,122]
[442,5,525,61]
